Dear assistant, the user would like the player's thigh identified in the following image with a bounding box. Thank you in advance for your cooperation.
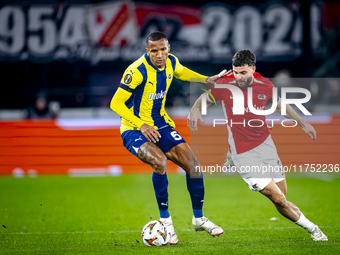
[138,142,167,168]
[156,127,200,176]
[275,179,287,196]
[165,142,200,176]
[260,179,286,205]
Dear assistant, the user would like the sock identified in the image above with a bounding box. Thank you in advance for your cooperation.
[186,173,204,218]
[152,171,170,218]
[294,212,316,233]
[160,215,171,221]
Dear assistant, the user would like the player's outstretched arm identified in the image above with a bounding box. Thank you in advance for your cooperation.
[187,93,212,132]
[276,98,316,141]
[173,53,231,85]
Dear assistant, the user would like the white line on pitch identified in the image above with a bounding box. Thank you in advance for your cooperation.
[4,225,339,235]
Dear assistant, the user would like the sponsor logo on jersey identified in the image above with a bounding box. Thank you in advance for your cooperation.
[258,94,266,99]
[148,90,167,101]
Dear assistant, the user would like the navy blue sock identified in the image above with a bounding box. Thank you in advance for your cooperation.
[186,173,204,218]
[152,171,170,218]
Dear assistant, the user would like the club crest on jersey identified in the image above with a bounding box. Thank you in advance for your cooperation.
[168,73,172,80]
[258,94,266,100]
[124,74,132,84]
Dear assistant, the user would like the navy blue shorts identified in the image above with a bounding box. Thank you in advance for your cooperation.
[121,125,186,157]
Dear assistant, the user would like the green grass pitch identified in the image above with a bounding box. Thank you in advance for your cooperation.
[0,174,339,254]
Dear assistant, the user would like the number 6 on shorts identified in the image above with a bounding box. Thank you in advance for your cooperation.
[170,131,182,140]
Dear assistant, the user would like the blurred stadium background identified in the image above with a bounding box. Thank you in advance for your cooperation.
[0,0,339,176]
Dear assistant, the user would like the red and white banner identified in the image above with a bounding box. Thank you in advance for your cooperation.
[86,1,138,47]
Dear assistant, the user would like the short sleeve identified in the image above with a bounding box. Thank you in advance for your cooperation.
[119,68,143,92]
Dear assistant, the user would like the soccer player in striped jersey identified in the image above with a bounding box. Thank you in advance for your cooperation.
[111,31,224,245]
[188,50,328,241]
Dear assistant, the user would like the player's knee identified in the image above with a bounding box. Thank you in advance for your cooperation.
[190,160,201,178]
[151,156,167,174]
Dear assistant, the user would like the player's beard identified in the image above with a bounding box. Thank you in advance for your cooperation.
[236,76,253,88]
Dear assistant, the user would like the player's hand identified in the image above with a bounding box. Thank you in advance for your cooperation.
[140,124,161,143]
[206,69,232,85]
[302,123,317,141]
[187,108,204,132]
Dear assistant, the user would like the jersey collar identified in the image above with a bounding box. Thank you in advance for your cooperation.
[144,53,166,72]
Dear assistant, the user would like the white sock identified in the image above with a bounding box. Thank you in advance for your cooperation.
[160,216,171,221]
[294,213,316,233]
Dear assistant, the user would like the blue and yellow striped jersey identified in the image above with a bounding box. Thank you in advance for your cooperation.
[110,53,207,134]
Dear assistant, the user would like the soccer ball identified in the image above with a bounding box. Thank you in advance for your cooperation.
[141,220,170,247]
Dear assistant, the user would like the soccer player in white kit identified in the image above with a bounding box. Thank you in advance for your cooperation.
[188,50,328,241]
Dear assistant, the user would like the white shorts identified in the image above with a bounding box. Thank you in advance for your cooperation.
[232,135,285,192]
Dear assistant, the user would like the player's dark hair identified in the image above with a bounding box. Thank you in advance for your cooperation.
[232,50,256,67]
[146,31,168,45]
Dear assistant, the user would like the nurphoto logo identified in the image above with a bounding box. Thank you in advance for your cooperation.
[201,85,311,116]
[200,85,312,128]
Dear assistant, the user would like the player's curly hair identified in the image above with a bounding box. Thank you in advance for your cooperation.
[146,31,168,45]
[232,50,256,67]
